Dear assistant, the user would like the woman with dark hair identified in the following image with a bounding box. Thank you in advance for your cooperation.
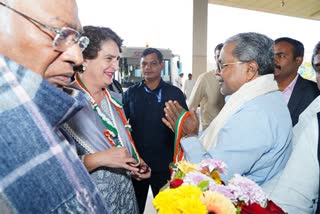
[62,26,150,213]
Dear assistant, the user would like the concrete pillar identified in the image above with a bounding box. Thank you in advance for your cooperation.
[192,0,208,79]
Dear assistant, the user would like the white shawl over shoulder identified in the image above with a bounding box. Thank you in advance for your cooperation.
[199,74,279,150]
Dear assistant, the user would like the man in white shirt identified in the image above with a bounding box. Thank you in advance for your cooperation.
[174,72,184,90]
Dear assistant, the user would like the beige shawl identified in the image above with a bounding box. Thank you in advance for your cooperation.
[199,74,279,150]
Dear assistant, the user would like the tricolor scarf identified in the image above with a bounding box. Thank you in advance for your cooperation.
[200,74,279,150]
[73,72,141,163]
[169,110,190,175]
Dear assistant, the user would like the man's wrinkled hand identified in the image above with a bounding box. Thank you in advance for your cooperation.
[162,100,199,137]
[162,100,184,131]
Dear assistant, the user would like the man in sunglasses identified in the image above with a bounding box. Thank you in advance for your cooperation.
[0,0,107,213]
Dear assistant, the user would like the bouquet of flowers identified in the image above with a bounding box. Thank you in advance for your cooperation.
[153,159,285,214]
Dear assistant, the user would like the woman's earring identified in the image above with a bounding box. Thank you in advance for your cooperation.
[82,64,87,71]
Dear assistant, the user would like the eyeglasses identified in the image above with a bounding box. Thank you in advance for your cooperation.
[0,2,89,52]
[217,61,245,71]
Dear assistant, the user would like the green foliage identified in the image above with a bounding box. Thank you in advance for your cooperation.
[197,180,209,191]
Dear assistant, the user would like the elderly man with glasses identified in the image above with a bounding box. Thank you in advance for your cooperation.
[162,32,293,186]
[0,0,107,213]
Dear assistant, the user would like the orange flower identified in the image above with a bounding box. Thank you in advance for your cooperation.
[201,191,236,214]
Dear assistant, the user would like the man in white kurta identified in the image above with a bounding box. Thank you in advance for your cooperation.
[262,42,320,214]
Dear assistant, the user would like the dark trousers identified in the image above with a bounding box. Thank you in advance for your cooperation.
[133,170,170,214]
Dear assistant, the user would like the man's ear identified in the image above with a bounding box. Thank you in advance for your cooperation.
[295,56,303,66]
[246,61,258,81]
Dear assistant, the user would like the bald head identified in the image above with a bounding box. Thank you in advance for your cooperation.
[0,0,83,75]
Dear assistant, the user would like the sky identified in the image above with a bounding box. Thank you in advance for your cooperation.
[77,0,319,74]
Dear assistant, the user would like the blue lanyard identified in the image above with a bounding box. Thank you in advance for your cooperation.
[144,86,162,103]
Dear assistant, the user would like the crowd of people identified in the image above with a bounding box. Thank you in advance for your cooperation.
[0,0,319,214]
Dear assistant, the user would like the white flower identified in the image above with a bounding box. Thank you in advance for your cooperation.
[198,159,228,174]
[227,174,267,206]
[183,171,216,187]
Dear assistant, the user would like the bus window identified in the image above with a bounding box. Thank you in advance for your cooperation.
[117,47,178,89]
